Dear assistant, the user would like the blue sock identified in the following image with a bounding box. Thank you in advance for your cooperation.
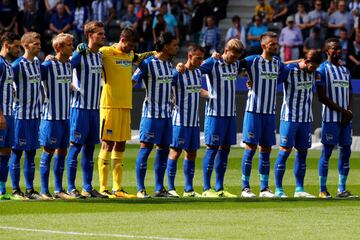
[241,148,256,190]
[53,154,65,193]
[184,159,195,192]
[167,159,177,191]
[338,145,351,192]
[274,150,290,190]
[81,145,95,192]
[202,148,218,191]
[154,148,169,192]
[318,144,334,192]
[259,151,270,191]
[0,154,10,193]
[294,151,307,191]
[39,151,53,193]
[214,148,230,191]
[24,150,36,190]
[9,149,22,190]
[66,144,82,192]
[135,147,152,191]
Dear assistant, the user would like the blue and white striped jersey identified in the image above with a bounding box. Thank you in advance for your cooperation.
[132,56,173,119]
[12,56,42,120]
[0,56,14,116]
[41,60,72,120]
[241,55,285,115]
[316,61,352,122]
[280,63,315,122]
[172,68,202,127]
[70,49,102,110]
[200,57,240,117]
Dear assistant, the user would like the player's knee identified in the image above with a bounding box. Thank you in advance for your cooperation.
[169,148,182,160]
[245,143,257,151]
[0,147,11,155]
[280,146,292,153]
[156,144,169,151]
[185,150,196,160]
[102,141,114,152]
[259,145,271,153]
[114,141,126,152]
[141,142,153,149]
[55,148,67,156]
[44,147,55,155]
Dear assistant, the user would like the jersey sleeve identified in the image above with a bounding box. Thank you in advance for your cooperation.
[132,51,156,65]
[70,50,81,68]
[40,62,49,82]
[277,61,288,84]
[315,64,326,86]
[0,61,6,81]
[11,60,20,87]
[199,57,215,75]
[172,69,179,86]
[132,60,148,84]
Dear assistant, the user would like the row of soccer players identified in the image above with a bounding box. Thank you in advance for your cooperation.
[0,21,356,200]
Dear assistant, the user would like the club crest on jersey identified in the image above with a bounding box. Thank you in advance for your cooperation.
[19,139,26,146]
[281,136,288,143]
[325,134,333,141]
[211,135,219,143]
[50,137,57,144]
[74,131,82,140]
[178,138,185,145]
[248,132,254,139]
[146,131,155,139]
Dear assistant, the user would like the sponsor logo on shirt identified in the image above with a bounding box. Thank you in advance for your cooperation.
[186,85,202,93]
[333,80,349,88]
[115,60,132,67]
[157,76,172,84]
[260,71,278,80]
[221,73,237,81]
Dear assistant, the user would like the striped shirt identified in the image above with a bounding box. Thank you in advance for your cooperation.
[91,0,113,22]
[41,60,72,120]
[241,55,285,115]
[12,56,42,120]
[172,68,202,127]
[132,56,173,119]
[280,63,315,122]
[0,56,14,116]
[316,61,352,122]
[70,49,102,110]
[200,57,240,117]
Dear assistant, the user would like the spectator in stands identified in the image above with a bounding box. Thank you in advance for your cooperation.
[279,15,303,61]
[349,1,360,30]
[137,8,153,52]
[328,0,354,38]
[170,0,192,42]
[307,0,328,39]
[72,0,90,45]
[120,3,138,29]
[303,26,325,54]
[45,0,60,13]
[0,0,18,33]
[255,0,273,23]
[339,27,349,64]
[134,0,146,21]
[146,0,162,16]
[153,13,167,44]
[22,0,42,33]
[327,0,338,16]
[271,0,288,24]
[91,0,115,28]
[190,0,211,44]
[200,15,221,58]
[348,30,360,78]
[247,15,268,55]
[49,2,72,35]
[225,15,246,48]
[294,2,310,40]
[152,2,178,40]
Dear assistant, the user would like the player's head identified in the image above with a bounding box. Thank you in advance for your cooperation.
[223,38,243,64]
[52,33,74,58]
[325,38,342,61]
[260,31,278,56]
[304,49,322,73]
[84,21,105,47]
[21,32,41,56]
[0,31,21,59]
[155,32,178,58]
[187,44,205,68]
[119,27,139,53]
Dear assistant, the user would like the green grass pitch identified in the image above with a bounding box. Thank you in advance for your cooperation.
[0,144,360,240]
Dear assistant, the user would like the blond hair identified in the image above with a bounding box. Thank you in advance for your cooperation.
[52,33,74,50]
[225,39,244,54]
[21,32,40,46]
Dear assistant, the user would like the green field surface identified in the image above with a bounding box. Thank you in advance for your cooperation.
[0,144,359,240]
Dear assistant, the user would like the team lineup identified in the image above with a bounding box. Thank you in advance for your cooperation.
[0,20,357,200]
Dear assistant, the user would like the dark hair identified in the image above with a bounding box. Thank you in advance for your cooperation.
[313,26,321,33]
[160,1,168,8]
[120,27,139,42]
[325,37,340,50]
[260,31,277,42]
[232,15,240,23]
[0,31,20,46]
[187,43,205,53]
[155,32,176,52]
[305,49,323,64]
[339,27,347,33]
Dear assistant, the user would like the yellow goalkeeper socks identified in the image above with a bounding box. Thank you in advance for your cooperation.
[111,151,124,192]
[98,149,111,192]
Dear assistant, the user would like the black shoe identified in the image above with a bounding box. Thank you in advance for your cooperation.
[25,189,43,200]
[336,190,359,199]
[40,192,54,200]
[153,188,178,198]
[82,189,108,198]
[67,189,86,199]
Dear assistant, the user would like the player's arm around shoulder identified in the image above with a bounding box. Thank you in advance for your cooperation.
[132,50,156,65]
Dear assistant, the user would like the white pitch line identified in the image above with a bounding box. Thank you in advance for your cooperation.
[0,226,192,240]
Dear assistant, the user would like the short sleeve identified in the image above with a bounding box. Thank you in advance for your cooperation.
[70,50,81,68]
[199,57,215,75]
[40,62,49,82]
[172,69,179,86]
[11,59,20,86]
[278,64,290,84]
[132,60,148,84]
[315,64,326,86]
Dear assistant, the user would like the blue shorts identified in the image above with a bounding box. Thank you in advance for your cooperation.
[13,118,40,150]
[279,121,312,149]
[0,115,14,148]
[70,108,100,145]
[242,112,276,146]
[204,116,237,146]
[321,122,352,146]
[139,117,172,145]
[171,125,200,151]
[40,120,70,149]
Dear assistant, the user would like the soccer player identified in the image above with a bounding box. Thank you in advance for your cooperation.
[9,32,43,200]
[166,44,206,198]
[273,50,322,198]
[316,38,357,199]
[0,32,21,200]
[38,33,74,200]
[200,39,243,198]
[240,32,284,198]
[133,32,179,198]
[66,21,106,198]
[98,28,154,198]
